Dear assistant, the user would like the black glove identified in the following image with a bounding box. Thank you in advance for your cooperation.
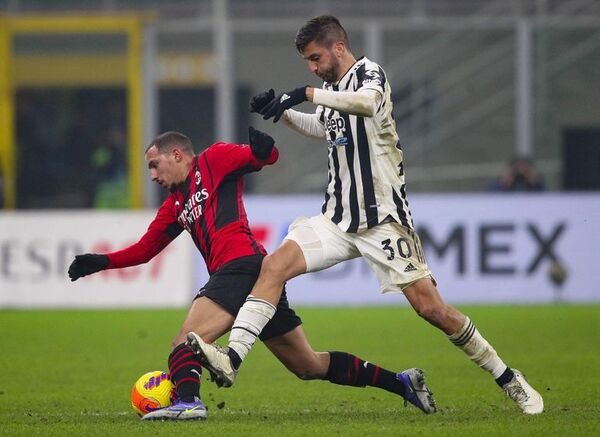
[261,86,308,123]
[248,126,275,161]
[68,254,110,281]
[249,88,275,114]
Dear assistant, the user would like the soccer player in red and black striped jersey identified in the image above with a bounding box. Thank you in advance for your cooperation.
[68,127,436,420]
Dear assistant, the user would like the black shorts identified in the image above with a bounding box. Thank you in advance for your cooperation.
[195,254,302,341]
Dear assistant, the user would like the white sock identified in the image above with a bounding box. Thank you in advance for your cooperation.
[228,295,276,363]
[448,317,507,379]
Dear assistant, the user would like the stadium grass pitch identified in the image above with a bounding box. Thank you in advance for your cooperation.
[1,304,599,436]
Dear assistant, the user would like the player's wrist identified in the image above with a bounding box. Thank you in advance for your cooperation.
[290,86,309,103]
[89,254,110,271]
[100,254,111,269]
[305,87,314,102]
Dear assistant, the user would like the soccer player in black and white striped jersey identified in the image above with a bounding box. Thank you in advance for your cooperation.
[188,15,543,415]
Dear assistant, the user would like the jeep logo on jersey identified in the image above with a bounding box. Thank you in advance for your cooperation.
[177,188,210,230]
[326,116,345,133]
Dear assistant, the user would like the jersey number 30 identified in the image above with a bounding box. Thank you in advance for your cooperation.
[381,238,413,261]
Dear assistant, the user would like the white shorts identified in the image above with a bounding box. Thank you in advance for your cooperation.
[284,214,435,293]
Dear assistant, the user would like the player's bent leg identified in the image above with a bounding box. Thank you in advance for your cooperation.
[192,240,310,387]
[187,294,275,388]
[185,292,281,388]
[265,327,436,414]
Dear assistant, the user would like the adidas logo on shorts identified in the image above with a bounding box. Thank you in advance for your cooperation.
[404,263,417,273]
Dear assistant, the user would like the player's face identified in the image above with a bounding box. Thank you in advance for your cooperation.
[145,146,183,192]
[302,41,341,83]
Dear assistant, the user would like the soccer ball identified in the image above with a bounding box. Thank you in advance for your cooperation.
[130,371,176,416]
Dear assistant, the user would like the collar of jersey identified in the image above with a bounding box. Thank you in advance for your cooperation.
[330,56,366,88]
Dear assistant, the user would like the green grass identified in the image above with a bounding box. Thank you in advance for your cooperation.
[1,305,599,436]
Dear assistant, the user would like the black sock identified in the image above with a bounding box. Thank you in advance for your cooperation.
[324,351,406,397]
[228,348,242,370]
[495,367,515,387]
[168,343,202,402]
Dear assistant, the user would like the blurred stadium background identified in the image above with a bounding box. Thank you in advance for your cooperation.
[1,2,600,434]
[0,0,599,306]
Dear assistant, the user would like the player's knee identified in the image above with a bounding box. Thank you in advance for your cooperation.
[288,355,327,381]
[291,366,321,380]
[414,303,447,326]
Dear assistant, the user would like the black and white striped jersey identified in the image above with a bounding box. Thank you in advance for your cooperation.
[316,56,414,233]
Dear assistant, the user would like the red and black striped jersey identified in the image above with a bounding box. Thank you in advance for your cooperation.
[106,142,278,274]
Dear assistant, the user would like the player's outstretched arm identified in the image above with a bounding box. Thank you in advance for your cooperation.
[68,254,109,281]
[68,201,182,283]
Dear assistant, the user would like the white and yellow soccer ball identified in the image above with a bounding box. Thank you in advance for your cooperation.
[130,371,176,416]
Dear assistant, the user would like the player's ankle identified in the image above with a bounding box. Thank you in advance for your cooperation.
[495,367,515,387]
[228,348,242,370]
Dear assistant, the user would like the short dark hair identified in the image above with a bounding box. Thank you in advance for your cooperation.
[295,15,349,53]
[146,131,194,155]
